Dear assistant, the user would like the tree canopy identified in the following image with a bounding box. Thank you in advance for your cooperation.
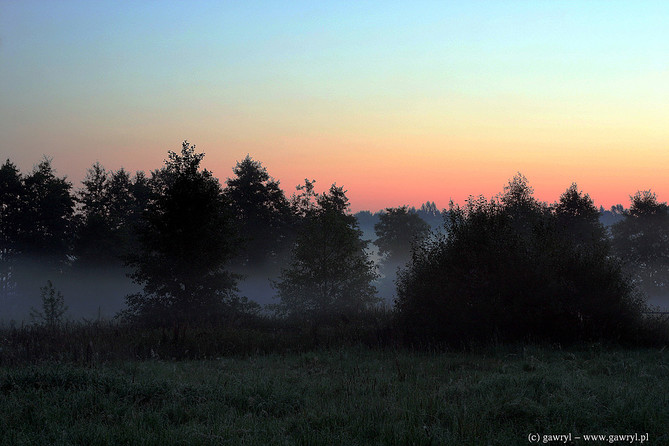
[396,175,645,346]
[274,182,379,321]
[611,190,669,295]
[374,206,430,266]
[74,164,147,266]
[123,142,239,325]
[224,155,293,267]
[19,158,75,263]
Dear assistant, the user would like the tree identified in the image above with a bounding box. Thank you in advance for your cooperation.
[73,162,116,265]
[19,158,75,264]
[74,164,145,266]
[78,162,109,217]
[373,206,430,301]
[396,175,645,346]
[498,172,547,232]
[0,160,25,302]
[30,280,68,330]
[274,182,379,321]
[123,141,239,326]
[105,168,139,256]
[410,201,442,229]
[554,183,607,247]
[611,190,669,295]
[1,158,74,317]
[128,170,152,233]
[374,206,430,266]
[224,155,292,267]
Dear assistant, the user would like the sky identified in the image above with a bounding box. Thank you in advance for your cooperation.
[1,1,668,212]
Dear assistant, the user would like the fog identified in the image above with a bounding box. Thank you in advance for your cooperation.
[231,263,279,308]
[2,206,668,325]
[0,261,138,324]
[1,238,406,324]
[646,294,669,311]
[3,256,669,326]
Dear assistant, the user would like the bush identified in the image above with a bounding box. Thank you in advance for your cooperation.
[395,177,647,347]
[29,280,68,330]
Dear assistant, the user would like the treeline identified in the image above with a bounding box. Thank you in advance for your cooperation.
[0,142,387,326]
[1,141,669,350]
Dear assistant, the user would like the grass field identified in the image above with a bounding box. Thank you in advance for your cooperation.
[1,345,667,445]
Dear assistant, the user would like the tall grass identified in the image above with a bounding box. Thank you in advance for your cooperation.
[0,309,397,365]
[1,307,667,365]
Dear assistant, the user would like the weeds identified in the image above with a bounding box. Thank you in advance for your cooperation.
[28,280,67,330]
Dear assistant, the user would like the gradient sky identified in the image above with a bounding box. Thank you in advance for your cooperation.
[1,1,668,212]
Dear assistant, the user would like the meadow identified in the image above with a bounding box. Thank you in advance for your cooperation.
[1,345,667,445]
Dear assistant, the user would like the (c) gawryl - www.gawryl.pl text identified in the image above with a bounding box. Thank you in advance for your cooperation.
[527,432,649,443]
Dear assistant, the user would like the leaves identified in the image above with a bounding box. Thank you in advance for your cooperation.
[123,142,239,326]
[275,184,379,320]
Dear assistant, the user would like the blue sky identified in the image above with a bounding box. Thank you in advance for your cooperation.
[1,1,668,210]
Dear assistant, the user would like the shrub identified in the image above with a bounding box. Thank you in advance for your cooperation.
[29,280,68,330]
[395,176,647,347]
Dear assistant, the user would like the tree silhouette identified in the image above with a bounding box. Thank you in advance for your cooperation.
[224,155,293,268]
[611,190,669,296]
[74,164,147,266]
[74,162,116,265]
[0,160,25,301]
[373,206,430,301]
[106,168,140,256]
[274,182,379,321]
[374,206,430,266]
[19,158,75,265]
[554,183,607,247]
[123,142,239,326]
[396,175,644,346]
[0,158,75,316]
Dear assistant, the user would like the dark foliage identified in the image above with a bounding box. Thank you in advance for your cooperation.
[122,142,240,326]
[0,160,24,301]
[396,175,646,347]
[2,151,663,352]
[1,159,75,315]
[274,181,379,323]
[373,206,431,302]
[374,206,430,266]
[224,155,293,268]
[554,183,607,247]
[29,280,68,330]
[0,160,24,252]
[74,163,149,266]
[0,307,398,364]
[17,158,75,264]
[611,190,669,296]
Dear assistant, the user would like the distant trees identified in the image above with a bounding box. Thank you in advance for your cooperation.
[3,148,664,348]
[274,181,379,321]
[373,206,430,301]
[123,142,239,326]
[396,175,645,346]
[611,190,669,296]
[374,206,430,266]
[0,160,24,250]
